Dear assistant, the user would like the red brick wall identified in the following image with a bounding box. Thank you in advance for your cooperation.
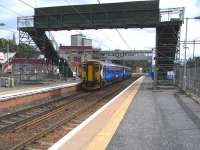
[0,85,80,109]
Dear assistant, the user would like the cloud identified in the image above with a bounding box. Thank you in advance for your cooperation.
[0,0,200,58]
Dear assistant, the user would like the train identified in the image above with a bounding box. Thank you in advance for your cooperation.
[81,60,132,90]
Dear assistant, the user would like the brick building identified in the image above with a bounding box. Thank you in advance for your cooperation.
[59,45,101,76]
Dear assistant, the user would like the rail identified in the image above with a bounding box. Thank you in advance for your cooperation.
[0,77,137,150]
[18,7,185,29]
[46,31,59,51]
[17,16,59,51]
[17,16,34,29]
[160,7,185,22]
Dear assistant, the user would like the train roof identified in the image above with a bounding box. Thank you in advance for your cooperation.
[82,59,131,69]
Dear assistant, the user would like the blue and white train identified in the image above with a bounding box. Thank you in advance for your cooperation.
[81,60,131,90]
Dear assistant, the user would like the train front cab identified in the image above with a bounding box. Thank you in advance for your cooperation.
[81,61,101,90]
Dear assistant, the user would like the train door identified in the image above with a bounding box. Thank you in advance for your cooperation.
[81,63,86,81]
[95,63,100,82]
[87,63,93,81]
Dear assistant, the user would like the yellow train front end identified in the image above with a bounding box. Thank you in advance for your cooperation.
[81,61,101,90]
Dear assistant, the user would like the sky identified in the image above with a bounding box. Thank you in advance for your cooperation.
[0,0,200,59]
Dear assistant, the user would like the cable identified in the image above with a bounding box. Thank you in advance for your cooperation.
[16,0,65,47]
[0,4,21,16]
[17,0,35,9]
[17,0,114,50]
[17,0,113,50]
[65,0,90,24]
[96,0,132,50]
[91,37,111,50]
[194,35,200,40]
[0,5,42,48]
[0,4,21,33]
[65,0,119,49]
[17,0,90,49]
[0,28,18,33]
[116,29,132,50]
[80,30,111,49]
[97,30,120,49]
[96,0,101,4]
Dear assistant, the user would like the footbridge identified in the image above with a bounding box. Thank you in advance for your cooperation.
[17,0,184,82]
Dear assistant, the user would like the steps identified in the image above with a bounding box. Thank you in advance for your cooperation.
[20,27,73,77]
[156,20,182,83]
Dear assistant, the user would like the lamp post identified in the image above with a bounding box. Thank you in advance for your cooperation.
[183,16,200,90]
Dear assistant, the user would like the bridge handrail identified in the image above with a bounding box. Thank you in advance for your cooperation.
[17,16,58,51]
[46,31,59,51]
[17,16,34,29]
[160,7,185,22]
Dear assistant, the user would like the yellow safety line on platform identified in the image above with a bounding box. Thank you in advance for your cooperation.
[86,76,144,150]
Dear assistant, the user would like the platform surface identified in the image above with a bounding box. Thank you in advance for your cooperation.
[49,77,144,150]
[108,77,200,150]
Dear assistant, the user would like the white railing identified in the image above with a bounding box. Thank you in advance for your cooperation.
[17,16,34,29]
[46,31,59,51]
[160,7,185,22]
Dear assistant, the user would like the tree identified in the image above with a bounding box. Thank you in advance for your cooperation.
[187,56,200,66]
[0,38,17,52]
[0,38,40,58]
[16,43,40,58]
[0,38,7,52]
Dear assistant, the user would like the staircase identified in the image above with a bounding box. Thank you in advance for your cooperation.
[156,20,182,85]
[20,27,73,77]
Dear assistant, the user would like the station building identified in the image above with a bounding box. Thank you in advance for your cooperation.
[59,34,101,76]
[59,45,101,76]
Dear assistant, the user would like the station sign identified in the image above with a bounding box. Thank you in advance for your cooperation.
[100,50,152,61]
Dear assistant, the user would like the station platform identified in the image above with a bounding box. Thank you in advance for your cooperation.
[50,76,200,150]
[0,79,80,111]
[0,79,80,101]
[108,77,200,150]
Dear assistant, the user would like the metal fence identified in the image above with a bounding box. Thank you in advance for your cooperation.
[175,60,200,96]
[0,72,62,87]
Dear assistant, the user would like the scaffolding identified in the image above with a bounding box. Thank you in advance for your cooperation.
[155,7,184,85]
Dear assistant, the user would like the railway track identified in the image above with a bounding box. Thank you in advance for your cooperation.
[0,92,89,133]
[0,77,138,150]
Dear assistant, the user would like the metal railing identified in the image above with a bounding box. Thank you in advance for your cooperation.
[160,7,185,22]
[17,16,59,51]
[17,16,34,29]
[175,59,200,97]
[46,31,59,51]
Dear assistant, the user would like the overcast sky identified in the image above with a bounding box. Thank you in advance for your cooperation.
[0,0,200,59]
